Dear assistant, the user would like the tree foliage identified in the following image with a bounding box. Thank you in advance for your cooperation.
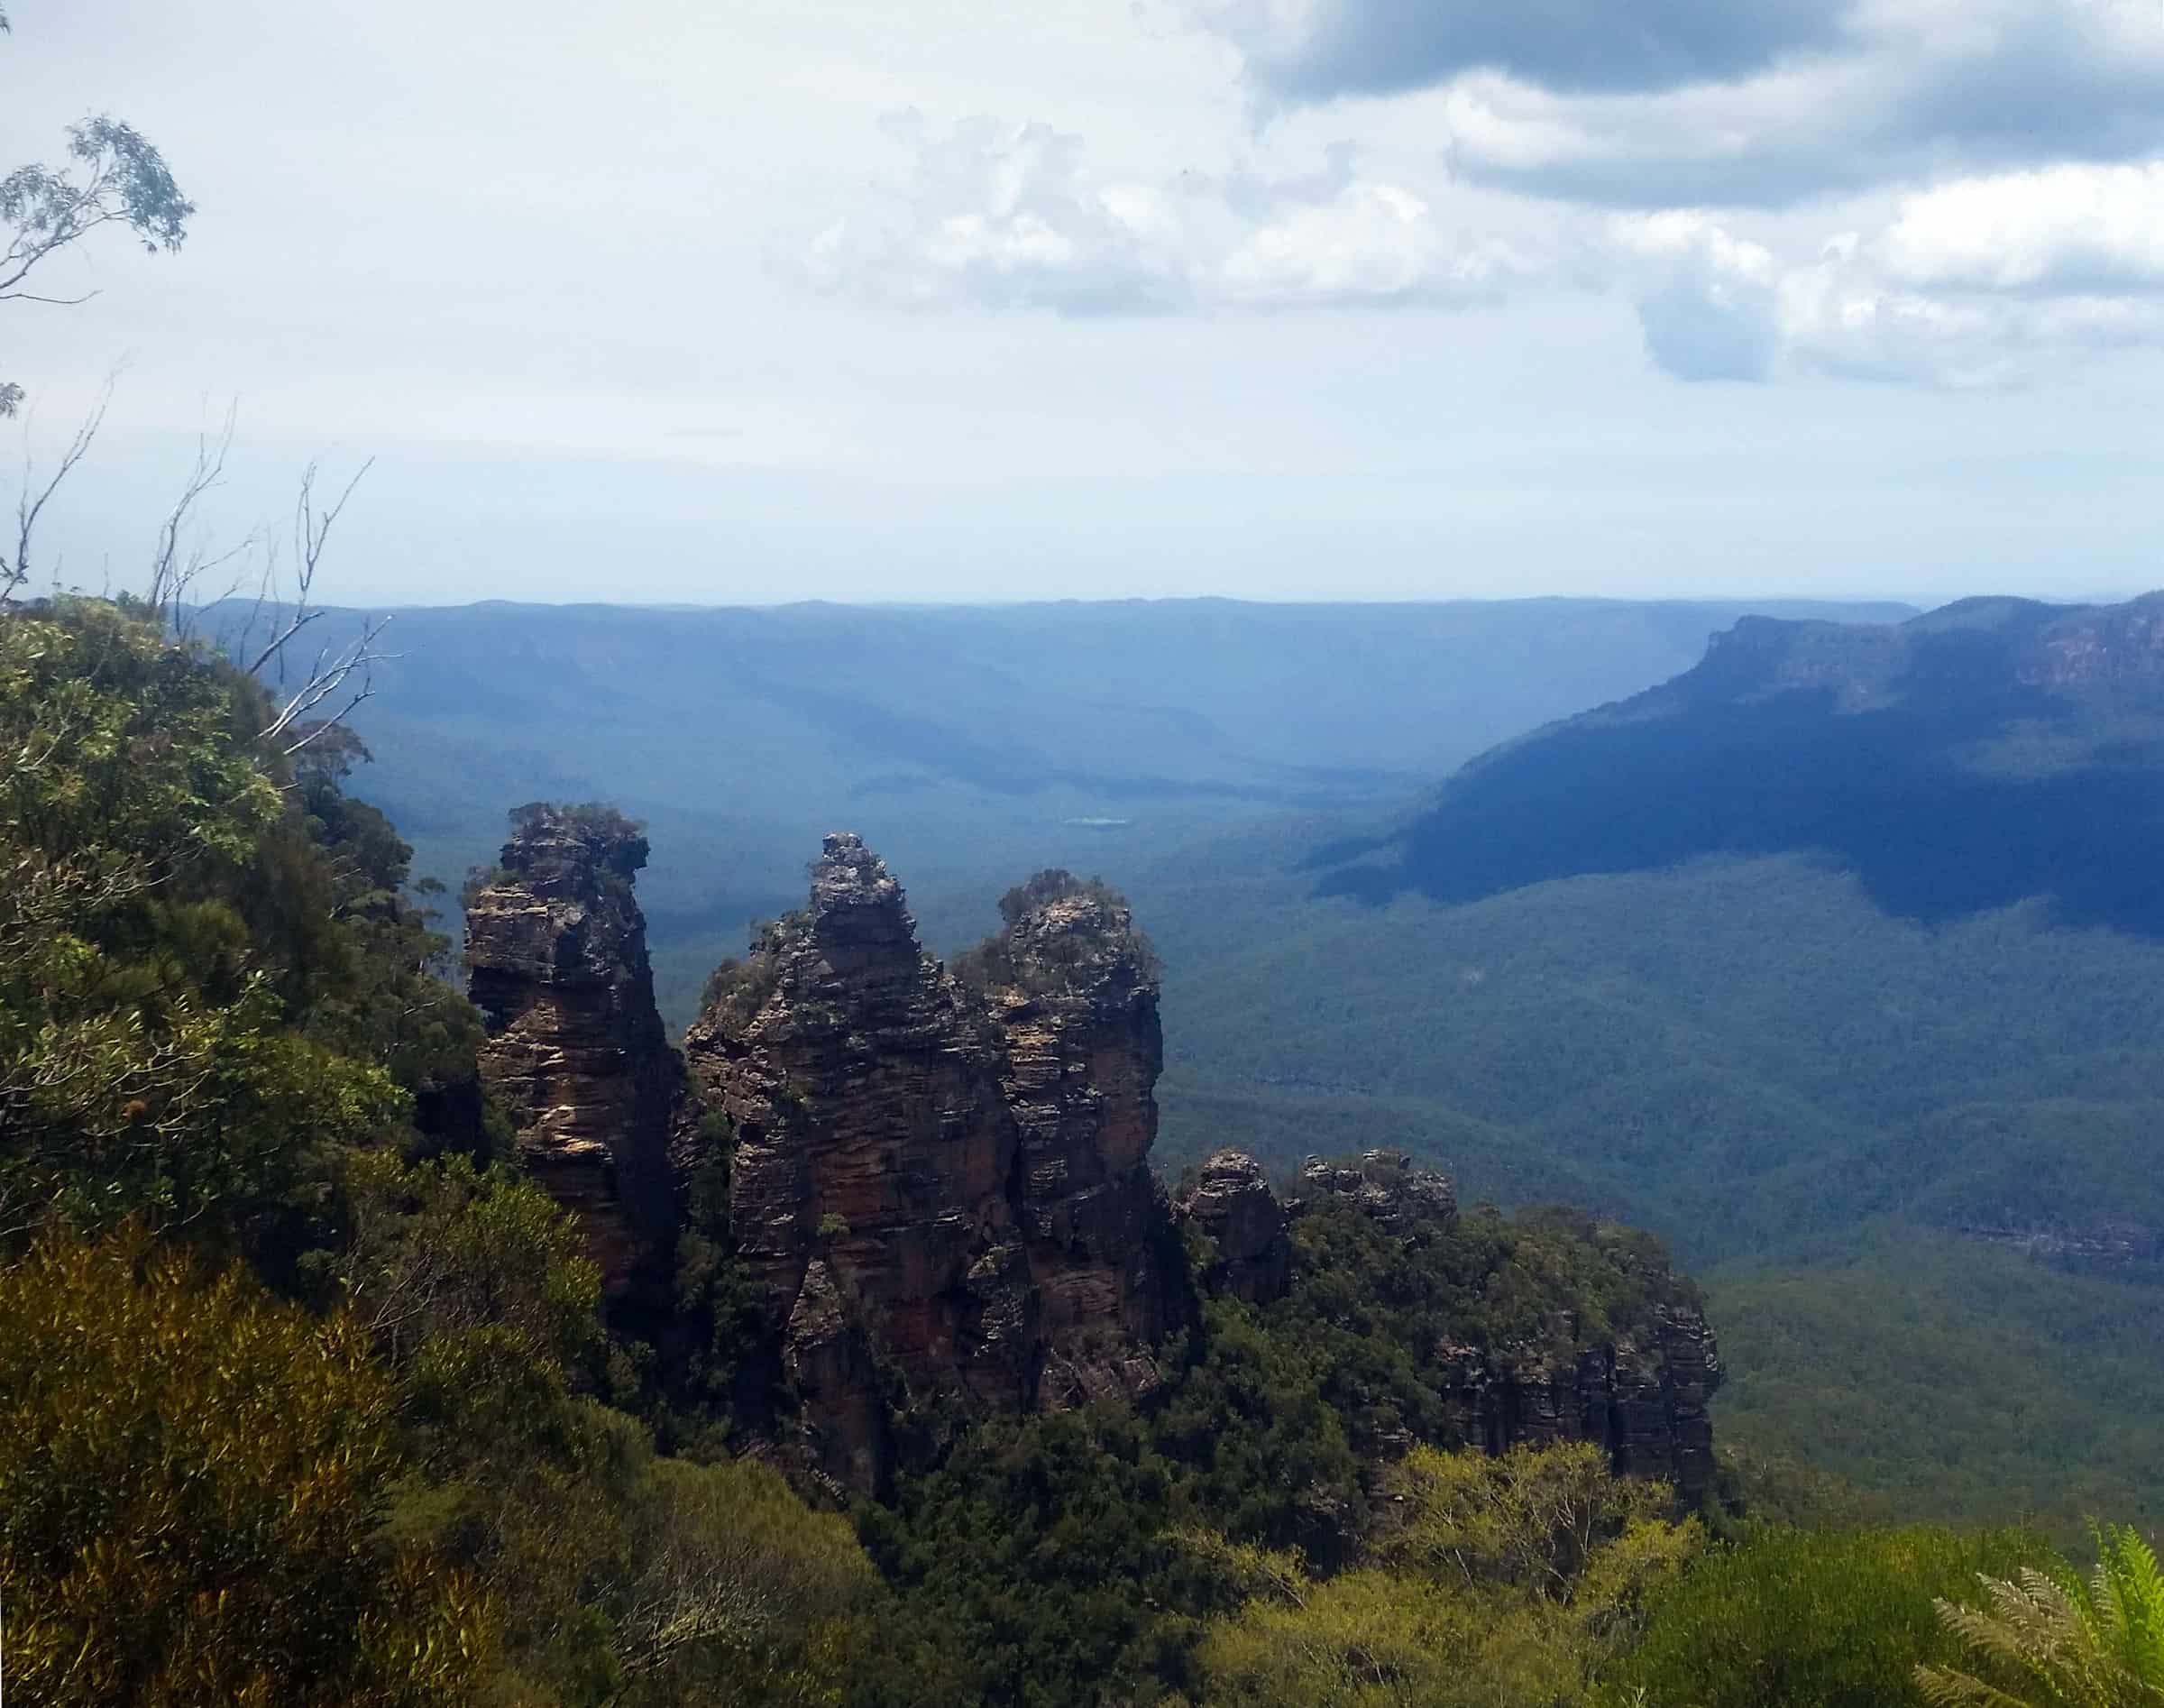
[0,600,406,1251]
[1,11,193,416]
[0,1221,492,1707]
[1603,1523,2057,1708]
[1188,1444,1701,1708]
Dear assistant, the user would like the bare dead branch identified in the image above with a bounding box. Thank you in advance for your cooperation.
[1,374,112,605]
[146,406,252,631]
[244,457,371,677]
[256,610,398,757]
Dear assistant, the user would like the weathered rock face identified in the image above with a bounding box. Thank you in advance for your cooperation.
[464,805,682,1307]
[986,882,1169,1409]
[680,840,1170,1490]
[1215,1147,1723,1501]
[683,833,1031,1492]
[1430,1308,1722,1501]
[1176,1150,1291,1305]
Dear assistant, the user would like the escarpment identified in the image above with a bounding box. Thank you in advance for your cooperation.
[463,803,683,1309]
[679,840,1173,1490]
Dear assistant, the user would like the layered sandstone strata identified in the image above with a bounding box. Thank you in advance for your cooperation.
[680,840,1169,1489]
[464,803,682,1305]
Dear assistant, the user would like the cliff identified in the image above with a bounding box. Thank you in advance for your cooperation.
[680,839,1170,1491]
[1316,588,2164,939]
[463,803,683,1308]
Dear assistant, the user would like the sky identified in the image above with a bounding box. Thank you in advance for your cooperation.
[10,0,2164,605]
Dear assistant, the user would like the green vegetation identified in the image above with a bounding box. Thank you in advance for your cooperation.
[1708,1231,2164,1536]
[1604,1524,2055,1708]
[0,1221,491,1707]
[9,590,2164,1707]
[0,598,879,1706]
[848,1184,1715,1703]
[1188,1443,1701,1708]
[1135,844,2164,1533]
[1918,1524,2164,1708]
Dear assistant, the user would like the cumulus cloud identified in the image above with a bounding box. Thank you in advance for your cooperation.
[1877,161,2164,291]
[796,116,1539,314]
[1185,0,1846,101]
[794,103,2164,393]
[799,117,1192,313]
[1609,163,2164,386]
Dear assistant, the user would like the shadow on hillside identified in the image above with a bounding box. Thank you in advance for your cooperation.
[1313,685,2164,937]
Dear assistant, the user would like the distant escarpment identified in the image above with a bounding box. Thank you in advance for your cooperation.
[1181,1147,1723,1501]
[1316,589,2164,936]
[679,839,1171,1492]
[463,803,683,1308]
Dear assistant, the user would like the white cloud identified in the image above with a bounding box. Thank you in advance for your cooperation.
[1609,165,2164,385]
[797,116,1542,314]
[803,116,2164,390]
[798,118,1194,313]
[1879,162,2164,290]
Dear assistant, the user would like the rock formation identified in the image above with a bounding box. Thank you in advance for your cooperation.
[1175,1149,1291,1305]
[463,803,682,1308]
[679,840,1170,1491]
[1199,1146,1724,1501]
[979,874,1170,1407]
[452,811,1728,1507]
[1294,1149,1457,1235]
[1427,1310,1722,1501]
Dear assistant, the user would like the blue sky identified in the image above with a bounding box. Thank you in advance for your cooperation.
[11,0,2164,604]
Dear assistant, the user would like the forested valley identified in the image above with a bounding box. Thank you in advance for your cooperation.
[6,590,2163,1708]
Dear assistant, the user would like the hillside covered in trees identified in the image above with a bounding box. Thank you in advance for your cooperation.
[9,590,2147,1708]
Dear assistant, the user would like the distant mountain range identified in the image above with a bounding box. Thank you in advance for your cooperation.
[1312,592,2164,933]
[257,594,1906,1020]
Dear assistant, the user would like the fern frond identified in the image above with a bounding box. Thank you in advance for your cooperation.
[1915,1663,2056,1708]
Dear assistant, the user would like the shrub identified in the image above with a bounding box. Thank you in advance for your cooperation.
[0,1221,493,1707]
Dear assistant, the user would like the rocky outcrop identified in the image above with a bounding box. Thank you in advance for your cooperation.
[982,877,1169,1408]
[1958,1216,2164,1278]
[677,841,1723,1501]
[464,803,682,1307]
[681,833,1029,1491]
[1430,1308,1722,1501]
[1294,1148,1457,1235]
[1176,1150,1291,1305]
[1202,1146,1722,1501]
[680,840,1172,1489]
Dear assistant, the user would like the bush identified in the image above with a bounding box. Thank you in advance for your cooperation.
[0,1221,492,1707]
[1600,1523,2058,1708]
